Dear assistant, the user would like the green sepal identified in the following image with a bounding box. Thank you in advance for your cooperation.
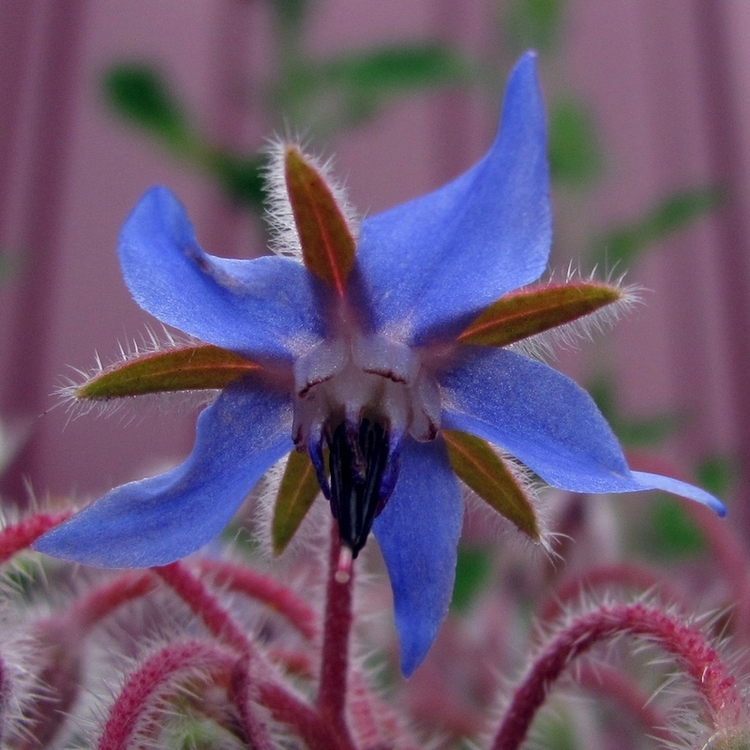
[272,450,321,556]
[458,282,621,348]
[443,430,540,540]
[284,147,355,296]
[77,345,259,400]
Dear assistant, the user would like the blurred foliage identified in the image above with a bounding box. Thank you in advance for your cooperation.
[548,97,601,186]
[502,0,566,54]
[589,186,724,269]
[696,455,735,498]
[272,43,473,129]
[643,497,706,559]
[451,545,493,613]
[102,0,476,210]
[103,65,188,147]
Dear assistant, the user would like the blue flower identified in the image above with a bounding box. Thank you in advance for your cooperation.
[36,52,724,676]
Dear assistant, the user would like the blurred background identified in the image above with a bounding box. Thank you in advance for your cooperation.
[0,0,748,535]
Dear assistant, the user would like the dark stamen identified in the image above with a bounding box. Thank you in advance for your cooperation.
[327,418,390,558]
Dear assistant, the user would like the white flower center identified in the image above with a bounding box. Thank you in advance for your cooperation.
[291,334,441,452]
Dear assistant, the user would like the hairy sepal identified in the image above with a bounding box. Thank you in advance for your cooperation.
[458,281,622,348]
[76,345,259,400]
[272,450,320,555]
[443,429,540,540]
[284,146,356,295]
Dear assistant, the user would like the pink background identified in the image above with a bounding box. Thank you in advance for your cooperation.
[1,1,749,531]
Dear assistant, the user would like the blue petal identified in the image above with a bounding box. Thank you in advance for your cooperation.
[354,52,550,345]
[631,471,726,516]
[35,377,293,567]
[372,438,463,676]
[440,347,724,514]
[119,187,326,362]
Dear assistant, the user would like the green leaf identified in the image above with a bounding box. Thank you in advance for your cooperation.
[320,43,470,92]
[77,345,259,400]
[272,451,320,555]
[444,430,540,540]
[102,64,188,145]
[451,545,492,613]
[458,281,620,348]
[278,43,473,128]
[590,186,724,269]
[503,0,566,53]
[548,97,601,186]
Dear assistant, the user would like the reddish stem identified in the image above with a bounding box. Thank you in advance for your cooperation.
[153,562,250,655]
[259,682,352,750]
[491,602,741,750]
[98,640,237,750]
[196,557,317,640]
[316,523,355,744]
[228,657,278,750]
[70,571,156,632]
[0,511,72,562]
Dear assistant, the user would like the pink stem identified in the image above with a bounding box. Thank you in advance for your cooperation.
[0,511,72,562]
[259,682,352,750]
[491,602,741,750]
[228,657,278,750]
[153,562,250,655]
[315,523,355,745]
[98,640,237,750]
[70,571,156,632]
[196,557,317,640]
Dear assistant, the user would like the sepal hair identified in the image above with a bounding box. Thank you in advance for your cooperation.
[262,137,360,261]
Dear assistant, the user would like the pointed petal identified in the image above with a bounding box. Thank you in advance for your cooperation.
[355,52,550,344]
[443,429,540,540]
[440,346,658,492]
[440,347,725,512]
[458,282,621,348]
[77,345,259,399]
[373,438,463,676]
[272,450,321,555]
[35,377,293,567]
[118,187,326,362]
[631,471,726,516]
[285,147,355,295]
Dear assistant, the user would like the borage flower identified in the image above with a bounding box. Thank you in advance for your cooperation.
[36,52,724,676]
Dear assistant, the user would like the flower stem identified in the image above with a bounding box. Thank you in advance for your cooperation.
[98,640,237,750]
[316,522,356,746]
[153,561,250,655]
[196,558,317,640]
[491,602,741,750]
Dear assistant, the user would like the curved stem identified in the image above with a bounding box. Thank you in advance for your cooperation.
[491,602,741,750]
[316,521,356,747]
[154,561,250,655]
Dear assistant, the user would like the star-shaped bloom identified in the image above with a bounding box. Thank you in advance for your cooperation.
[36,52,724,676]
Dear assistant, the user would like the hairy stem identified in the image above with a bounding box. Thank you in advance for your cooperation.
[154,561,250,655]
[491,602,741,750]
[316,522,356,746]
